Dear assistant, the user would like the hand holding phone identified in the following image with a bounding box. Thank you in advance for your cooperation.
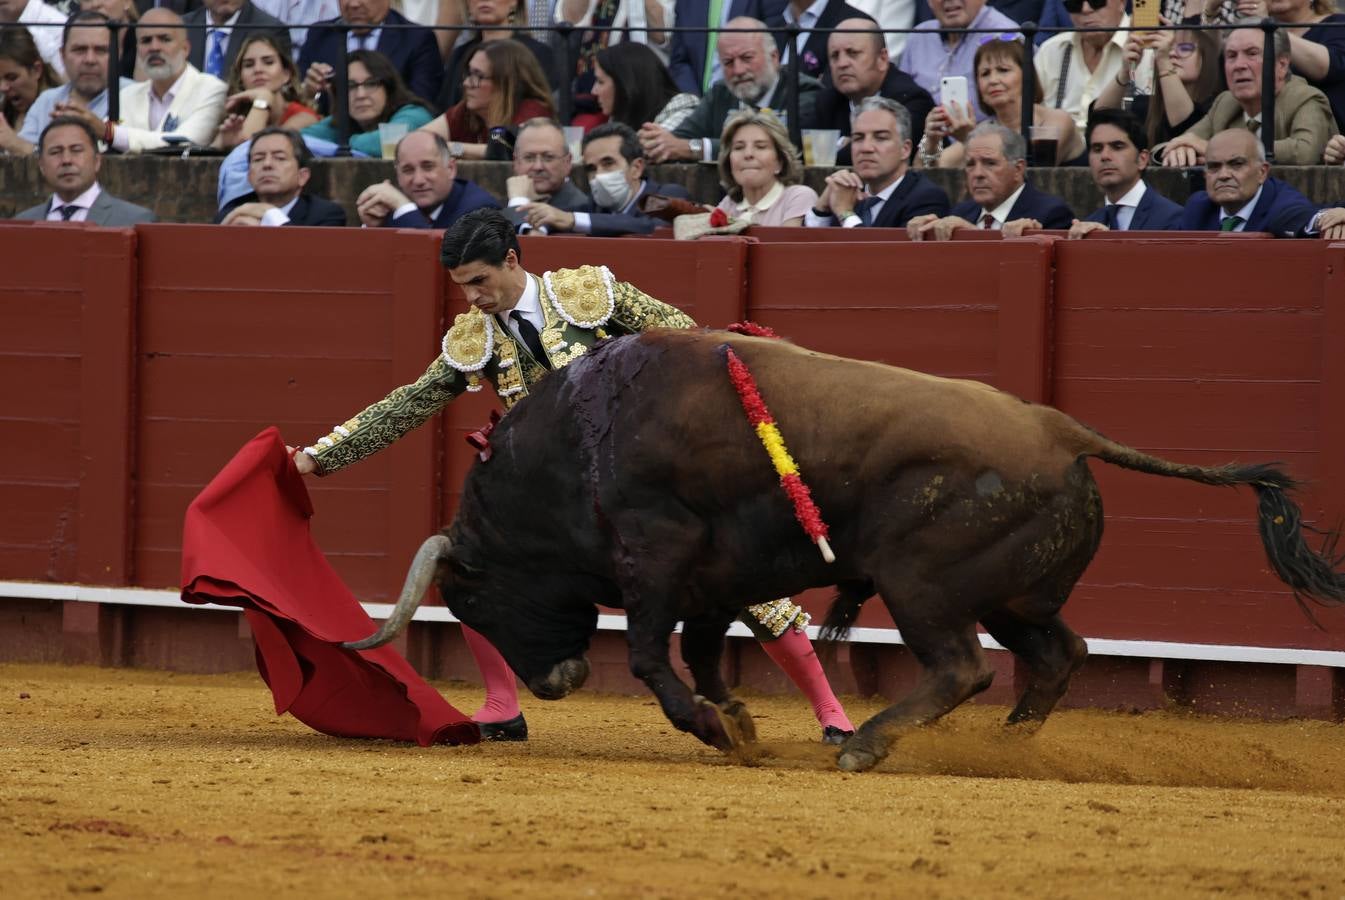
[940,76,969,118]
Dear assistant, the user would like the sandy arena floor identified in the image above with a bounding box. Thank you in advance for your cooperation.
[3,663,1344,899]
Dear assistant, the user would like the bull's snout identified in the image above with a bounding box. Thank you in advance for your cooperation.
[527,657,590,700]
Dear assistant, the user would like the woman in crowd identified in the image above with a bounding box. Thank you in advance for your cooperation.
[302,51,435,158]
[919,37,1082,168]
[421,39,554,160]
[1094,24,1221,150]
[714,110,815,227]
[593,41,697,132]
[1266,0,1345,132]
[439,0,557,110]
[215,33,319,151]
[0,27,62,151]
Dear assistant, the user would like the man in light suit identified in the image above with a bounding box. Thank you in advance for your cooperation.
[1069,108,1182,237]
[519,122,691,237]
[1177,129,1319,237]
[184,0,292,80]
[298,0,442,111]
[356,131,500,229]
[503,119,589,234]
[908,121,1073,239]
[667,0,787,95]
[111,8,228,152]
[14,117,157,225]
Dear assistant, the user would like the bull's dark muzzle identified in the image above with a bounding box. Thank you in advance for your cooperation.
[527,657,590,700]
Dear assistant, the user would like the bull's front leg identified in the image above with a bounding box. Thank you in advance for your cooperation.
[625,609,743,752]
[681,616,756,743]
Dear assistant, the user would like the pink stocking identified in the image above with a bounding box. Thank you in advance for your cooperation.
[462,625,521,723]
[759,627,853,732]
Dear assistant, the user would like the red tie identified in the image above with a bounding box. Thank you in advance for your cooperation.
[980,212,996,229]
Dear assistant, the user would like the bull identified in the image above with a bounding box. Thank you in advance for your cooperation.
[347,330,1345,772]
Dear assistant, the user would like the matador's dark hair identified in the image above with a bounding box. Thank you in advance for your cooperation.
[440,208,522,269]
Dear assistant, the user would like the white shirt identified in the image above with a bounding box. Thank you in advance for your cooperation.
[499,274,545,349]
[1102,179,1147,232]
[346,27,383,53]
[391,200,442,222]
[804,172,904,228]
[849,0,915,59]
[45,183,101,222]
[251,0,340,59]
[782,0,829,57]
[206,9,243,70]
[1219,185,1263,232]
[978,183,1027,230]
[149,68,190,132]
[1034,15,1131,131]
[260,195,302,226]
[17,0,67,79]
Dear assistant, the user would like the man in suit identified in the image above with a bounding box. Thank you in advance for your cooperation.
[1177,129,1318,237]
[806,17,932,164]
[806,97,948,228]
[898,0,1018,115]
[1069,108,1182,237]
[521,122,692,237]
[780,0,873,83]
[908,121,1073,239]
[640,17,821,163]
[109,8,228,152]
[503,119,589,234]
[14,116,157,225]
[184,0,292,80]
[667,0,787,95]
[1164,22,1338,168]
[299,0,442,112]
[215,128,346,226]
[356,131,500,229]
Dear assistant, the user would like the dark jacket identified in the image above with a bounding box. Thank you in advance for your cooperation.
[950,181,1074,229]
[667,0,788,95]
[212,193,348,226]
[782,0,874,83]
[673,68,822,157]
[503,180,590,231]
[1177,177,1319,237]
[870,170,949,227]
[298,10,443,111]
[807,66,934,164]
[439,32,559,110]
[1083,183,1183,231]
[185,3,292,78]
[386,178,501,230]
[574,179,691,237]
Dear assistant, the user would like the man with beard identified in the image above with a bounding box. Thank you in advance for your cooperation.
[638,16,820,163]
[110,8,228,152]
[10,12,133,156]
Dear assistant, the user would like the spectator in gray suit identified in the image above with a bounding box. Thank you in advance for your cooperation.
[13,116,158,225]
[504,118,589,234]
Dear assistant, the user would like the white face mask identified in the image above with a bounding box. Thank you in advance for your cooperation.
[590,169,633,211]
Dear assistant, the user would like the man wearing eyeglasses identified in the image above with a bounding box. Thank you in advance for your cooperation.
[1034,0,1129,133]
[503,119,589,234]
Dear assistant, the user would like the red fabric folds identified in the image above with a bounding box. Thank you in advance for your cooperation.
[180,427,479,747]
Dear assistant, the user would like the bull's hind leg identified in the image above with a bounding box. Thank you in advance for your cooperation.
[980,610,1088,729]
[838,622,995,773]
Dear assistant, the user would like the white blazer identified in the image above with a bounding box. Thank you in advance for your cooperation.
[117,65,228,153]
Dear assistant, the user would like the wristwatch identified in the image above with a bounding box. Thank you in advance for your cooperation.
[688,138,705,158]
[251,98,270,111]
[449,140,465,159]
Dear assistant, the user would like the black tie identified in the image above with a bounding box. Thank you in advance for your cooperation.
[57,204,79,220]
[510,311,550,370]
[1102,204,1120,230]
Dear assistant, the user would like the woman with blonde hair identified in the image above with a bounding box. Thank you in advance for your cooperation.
[214,33,319,150]
[714,110,816,227]
[421,39,554,160]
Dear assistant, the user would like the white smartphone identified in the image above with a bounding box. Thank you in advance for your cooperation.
[940,75,969,116]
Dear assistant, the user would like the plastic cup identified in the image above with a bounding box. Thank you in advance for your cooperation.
[378,121,408,159]
[803,129,840,168]
[563,125,584,160]
[1029,124,1060,167]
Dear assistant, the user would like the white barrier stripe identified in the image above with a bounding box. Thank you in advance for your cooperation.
[3,581,1342,668]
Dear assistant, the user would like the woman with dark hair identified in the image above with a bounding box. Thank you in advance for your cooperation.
[422,39,554,160]
[592,41,697,131]
[1094,24,1222,149]
[215,33,319,150]
[439,0,558,110]
[920,37,1082,168]
[0,26,62,152]
[302,51,435,157]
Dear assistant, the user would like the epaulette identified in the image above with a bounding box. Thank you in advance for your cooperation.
[441,307,495,392]
[542,265,616,332]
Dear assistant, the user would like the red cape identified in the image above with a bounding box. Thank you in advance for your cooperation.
[180,427,479,746]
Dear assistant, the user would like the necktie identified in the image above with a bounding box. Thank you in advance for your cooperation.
[207,31,226,78]
[57,204,79,220]
[1102,204,1120,230]
[702,0,725,93]
[510,311,551,370]
[1246,117,1260,135]
[980,212,996,229]
[1220,215,1245,232]
[855,196,879,227]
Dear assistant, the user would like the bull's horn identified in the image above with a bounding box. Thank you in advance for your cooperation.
[342,535,451,651]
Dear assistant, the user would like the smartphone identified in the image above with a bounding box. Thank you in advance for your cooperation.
[940,75,969,116]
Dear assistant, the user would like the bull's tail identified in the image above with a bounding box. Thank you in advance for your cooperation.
[818,579,875,644]
[1078,426,1345,623]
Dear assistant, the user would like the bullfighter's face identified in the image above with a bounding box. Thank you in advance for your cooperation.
[447,248,529,316]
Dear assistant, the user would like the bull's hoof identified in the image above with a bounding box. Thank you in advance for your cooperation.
[719,699,757,744]
[692,698,739,753]
[837,749,880,773]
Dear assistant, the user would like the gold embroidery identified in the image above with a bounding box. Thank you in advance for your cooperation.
[441,309,494,372]
[745,599,811,638]
[545,265,615,328]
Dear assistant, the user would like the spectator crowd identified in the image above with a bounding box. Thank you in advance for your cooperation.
[3,0,1345,238]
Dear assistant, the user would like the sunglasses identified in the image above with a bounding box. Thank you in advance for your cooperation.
[1062,0,1107,12]
[977,32,1024,45]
